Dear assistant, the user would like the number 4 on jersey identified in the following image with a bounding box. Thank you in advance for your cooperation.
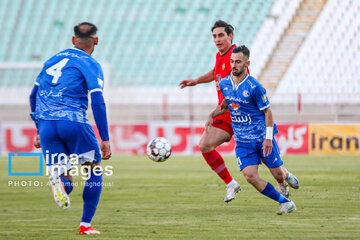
[46,58,69,84]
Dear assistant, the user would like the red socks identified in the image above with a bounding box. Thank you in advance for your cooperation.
[202,149,233,184]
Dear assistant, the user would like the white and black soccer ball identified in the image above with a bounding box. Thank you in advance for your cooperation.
[146,137,172,162]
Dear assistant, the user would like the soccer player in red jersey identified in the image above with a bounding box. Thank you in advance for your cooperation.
[179,20,299,202]
[179,20,241,202]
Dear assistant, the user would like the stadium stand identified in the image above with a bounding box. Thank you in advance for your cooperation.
[274,0,360,104]
[250,0,302,79]
[0,0,272,88]
[258,0,326,89]
[0,0,359,123]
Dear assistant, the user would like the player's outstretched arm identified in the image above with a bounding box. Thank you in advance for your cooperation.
[179,69,214,89]
[205,100,228,131]
[262,108,274,157]
[90,91,112,160]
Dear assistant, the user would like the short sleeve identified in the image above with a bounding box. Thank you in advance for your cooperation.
[82,61,104,93]
[34,69,44,86]
[252,84,270,111]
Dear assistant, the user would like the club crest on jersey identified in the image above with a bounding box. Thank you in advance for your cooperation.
[216,74,222,82]
[231,102,240,111]
[242,90,250,97]
[222,63,225,70]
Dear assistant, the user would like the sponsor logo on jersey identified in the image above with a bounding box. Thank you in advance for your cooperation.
[39,88,66,98]
[225,96,250,104]
[215,74,222,90]
[56,51,89,59]
[231,114,252,124]
[231,102,240,111]
[243,90,250,97]
[222,63,225,70]
[216,74,222,82]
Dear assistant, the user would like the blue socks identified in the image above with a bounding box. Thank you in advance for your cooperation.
[60,176,73,194]
[81,169,103,223]
[261,182,290,204]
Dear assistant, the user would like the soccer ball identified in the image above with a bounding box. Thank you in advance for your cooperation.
[146,137,172,162]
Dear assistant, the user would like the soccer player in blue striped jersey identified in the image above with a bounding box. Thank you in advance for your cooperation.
[206,45,299,214]
[29,22,111,234]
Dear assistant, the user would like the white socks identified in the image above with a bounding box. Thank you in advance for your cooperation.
[80,222,91,227]
[227,179,237,187]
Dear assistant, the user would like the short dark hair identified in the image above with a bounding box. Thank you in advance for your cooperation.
[74,22,98,38]
[232,45,250,58]
[211,20,234,36]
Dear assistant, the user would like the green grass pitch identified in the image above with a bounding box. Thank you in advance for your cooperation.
[0,155,359,239]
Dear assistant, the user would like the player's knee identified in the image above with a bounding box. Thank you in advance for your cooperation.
[244,173,258,185]
[273,167,286,180]
[198,141,213,153]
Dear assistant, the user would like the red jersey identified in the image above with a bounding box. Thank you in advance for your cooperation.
[213,44,249,105]
[214,45,236,105]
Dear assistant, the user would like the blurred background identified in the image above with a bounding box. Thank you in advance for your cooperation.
[0,0,359,156]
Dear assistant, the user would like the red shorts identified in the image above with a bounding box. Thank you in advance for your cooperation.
[211,111,234,136]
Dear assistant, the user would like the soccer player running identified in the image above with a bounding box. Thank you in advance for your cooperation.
[179,20,298,202]
[179,20,241,202]
[206,45,297,214]
[29,22,111,234]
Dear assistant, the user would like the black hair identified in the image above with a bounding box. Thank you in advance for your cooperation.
[211,20,234,36]
[74,22,98,38]
[232,45,250,58]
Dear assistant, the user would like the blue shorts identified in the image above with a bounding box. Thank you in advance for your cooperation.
[235,138,283,171]
[38,120,101,166]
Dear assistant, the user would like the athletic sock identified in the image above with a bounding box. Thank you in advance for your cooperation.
[60,176,73,194]
[261,182,290,204]
[227,179,237,187]
[80,222,91,227]
[202,149,233,184]
[81,169,103,223]
[276,179,285,184]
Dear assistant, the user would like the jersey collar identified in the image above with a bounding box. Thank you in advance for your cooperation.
[220,44,235,57]
[231,74,249,91]
[72,47,91,56]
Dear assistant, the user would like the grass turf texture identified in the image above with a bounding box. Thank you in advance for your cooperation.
[0,155,359,239]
